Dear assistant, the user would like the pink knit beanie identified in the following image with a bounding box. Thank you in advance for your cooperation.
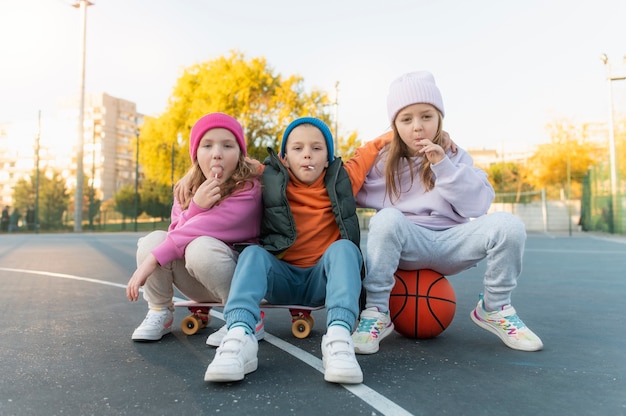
[386,71,445,124]
[189,113,246,162]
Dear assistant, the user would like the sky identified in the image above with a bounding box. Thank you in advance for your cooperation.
[2,0,626,154]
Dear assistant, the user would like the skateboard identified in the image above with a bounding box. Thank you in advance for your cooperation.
[173,300,323,339]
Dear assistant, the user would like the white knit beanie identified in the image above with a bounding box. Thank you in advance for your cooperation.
[386,71,445,124]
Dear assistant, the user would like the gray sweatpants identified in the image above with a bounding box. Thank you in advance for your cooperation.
[137,230,239,309]
[364,208,526,312]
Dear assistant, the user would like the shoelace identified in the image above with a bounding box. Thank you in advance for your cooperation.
[356,317,379,333]
[503,314,526,329]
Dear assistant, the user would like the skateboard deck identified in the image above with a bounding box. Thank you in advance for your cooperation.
[173,300,323,339]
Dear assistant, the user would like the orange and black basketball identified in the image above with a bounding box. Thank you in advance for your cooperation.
[389,269,456,339]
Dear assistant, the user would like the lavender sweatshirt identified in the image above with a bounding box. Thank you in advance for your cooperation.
[151,178,262,266]
[356,146,494,230]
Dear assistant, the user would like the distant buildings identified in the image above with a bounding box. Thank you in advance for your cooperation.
[466,147,531,169]
[0,93,143,208]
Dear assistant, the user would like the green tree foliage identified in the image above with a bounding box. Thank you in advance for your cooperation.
[486,162,535,203]
[138,50,340,188]
[11,178,32,212]
[114,185,140,229]
[85,178,102,230]
[12,170,69,230]
[526,120,602,199]
[140,178,171,221]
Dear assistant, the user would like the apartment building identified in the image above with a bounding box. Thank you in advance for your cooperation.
[0,93,143,208]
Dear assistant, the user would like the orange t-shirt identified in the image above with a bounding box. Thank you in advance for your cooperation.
[278,132,392,268]
[280,171,339,267]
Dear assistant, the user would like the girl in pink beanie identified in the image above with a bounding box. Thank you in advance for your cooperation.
[352,71,543,354]
[126,112,263,342]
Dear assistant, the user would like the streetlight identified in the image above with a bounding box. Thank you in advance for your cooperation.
[72,0,93,232]
[600,53,625,234]
[89,120,97,230]
[171,132,183,204]
[134,116,143,232]
[35,111,41,234]
[333,81,339,152]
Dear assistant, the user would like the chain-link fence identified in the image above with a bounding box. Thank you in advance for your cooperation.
[581,164,625,234]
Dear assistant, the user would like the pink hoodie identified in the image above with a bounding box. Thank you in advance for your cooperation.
[151,179,262,266]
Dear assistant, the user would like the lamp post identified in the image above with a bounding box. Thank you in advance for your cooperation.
[72,0,93,232]
[171,132,183,193]
[333,81,339,152]
[35,111,41,234]
[134,117,142,232]
[600,53,625,234]
[89,120,96,230]
[171,141,175,196]
[567,147,572,237]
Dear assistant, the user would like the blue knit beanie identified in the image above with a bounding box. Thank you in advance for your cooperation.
[280,117,335,163]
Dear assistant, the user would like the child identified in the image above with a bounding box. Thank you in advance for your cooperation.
[352,71,543,354]
[126,112,262,342]
[204,117,387,384]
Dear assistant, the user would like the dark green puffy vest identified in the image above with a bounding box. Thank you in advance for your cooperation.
[260,147,360,255]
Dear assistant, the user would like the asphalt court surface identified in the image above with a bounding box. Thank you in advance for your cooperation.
[1,231,625,415]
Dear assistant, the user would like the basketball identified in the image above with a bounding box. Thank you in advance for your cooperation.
[389,269,456,339]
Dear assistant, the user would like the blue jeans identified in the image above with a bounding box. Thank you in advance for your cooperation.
[224,239,363,332]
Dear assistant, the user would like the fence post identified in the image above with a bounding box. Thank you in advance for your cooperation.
[541,189,548,232]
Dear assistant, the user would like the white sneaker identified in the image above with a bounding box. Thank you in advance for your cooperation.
[206,313,266,347]
[352,307,394,355]
[132,308,173,341]
[204,327,258,382]
[322,326,363,384]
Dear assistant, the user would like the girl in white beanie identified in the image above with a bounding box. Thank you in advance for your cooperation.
[352,71,543,354]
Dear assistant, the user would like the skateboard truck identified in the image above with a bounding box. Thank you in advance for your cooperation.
[174,301,322,339]
[289,309,315,339]
[180,305,211,336]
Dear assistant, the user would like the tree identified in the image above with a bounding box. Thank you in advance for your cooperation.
[114,185,139,230]
[526,120,602,199]
[486,162,535,203]
[336,131,360,160]
[140,178,171,221]
[85,177,102,230]
[138,51,347,190]
[12,170,69,230]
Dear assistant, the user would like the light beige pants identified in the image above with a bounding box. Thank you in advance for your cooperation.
[136,230,239,309]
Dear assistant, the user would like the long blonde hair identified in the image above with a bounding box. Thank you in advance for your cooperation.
[180,153,259,210]
[384,111,444,203]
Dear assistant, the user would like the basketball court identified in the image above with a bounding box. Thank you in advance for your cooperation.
[1,231,624,415]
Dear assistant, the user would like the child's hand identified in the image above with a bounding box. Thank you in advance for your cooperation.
[417,139,445,164]
[192,175,222,209]
[441,131,458,154]
[174,172,196,206]
[126,255,158,302]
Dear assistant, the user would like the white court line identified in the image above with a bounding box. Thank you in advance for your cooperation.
[525,248,625,254]
[0,267,129,289]
[208,309,414,416]
[265,334,414,416]
[1,266,415,416]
